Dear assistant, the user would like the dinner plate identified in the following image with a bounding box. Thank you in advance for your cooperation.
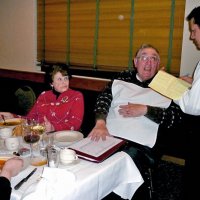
[0,118,22,127]
[54,130,84,147]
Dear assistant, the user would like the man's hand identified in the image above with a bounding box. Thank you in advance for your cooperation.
[118,103,147,117]
[0,157,24,181]
[88,119,110,141]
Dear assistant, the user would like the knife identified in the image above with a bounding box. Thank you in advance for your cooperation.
[14,168,37,190]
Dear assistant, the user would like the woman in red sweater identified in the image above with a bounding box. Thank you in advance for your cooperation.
[0,65,84,132]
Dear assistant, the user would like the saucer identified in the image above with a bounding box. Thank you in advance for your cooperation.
[60,157,80,166]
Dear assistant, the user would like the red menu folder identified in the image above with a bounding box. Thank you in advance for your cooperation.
[68,136,126,163]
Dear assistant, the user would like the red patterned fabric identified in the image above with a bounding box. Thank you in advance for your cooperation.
[26,89,84,131]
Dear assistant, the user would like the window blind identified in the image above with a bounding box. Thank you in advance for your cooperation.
[37,0,185,75]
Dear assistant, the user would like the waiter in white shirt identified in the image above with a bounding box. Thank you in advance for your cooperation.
[174,6,200,200]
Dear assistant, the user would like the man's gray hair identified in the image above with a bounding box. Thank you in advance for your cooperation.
[135,44,160,60]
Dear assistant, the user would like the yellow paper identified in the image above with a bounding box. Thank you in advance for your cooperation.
[149,70,191,100]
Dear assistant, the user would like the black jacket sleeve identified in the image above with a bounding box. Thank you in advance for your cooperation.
[0,176,12,200]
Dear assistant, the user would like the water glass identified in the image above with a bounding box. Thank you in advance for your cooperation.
[47,146,59,168]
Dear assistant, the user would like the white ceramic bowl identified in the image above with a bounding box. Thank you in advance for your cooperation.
[5,137,20,151]
[0,127,13,139]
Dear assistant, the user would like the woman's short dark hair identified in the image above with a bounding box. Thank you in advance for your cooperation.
[44,64,71,87]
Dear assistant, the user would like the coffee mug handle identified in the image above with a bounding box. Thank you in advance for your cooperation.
[75,155,78,160]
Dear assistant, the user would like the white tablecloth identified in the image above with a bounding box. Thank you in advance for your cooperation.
[11,151,143,200]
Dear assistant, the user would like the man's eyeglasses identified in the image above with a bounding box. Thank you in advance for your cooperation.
[137,55,159,62]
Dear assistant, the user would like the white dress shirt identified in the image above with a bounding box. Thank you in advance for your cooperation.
[174,61,200,115]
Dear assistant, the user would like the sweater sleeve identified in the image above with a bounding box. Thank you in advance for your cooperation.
[94,81,113,120]
[145,101,184,128]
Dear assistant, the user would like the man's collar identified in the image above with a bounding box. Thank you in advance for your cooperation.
[136,73,143,82]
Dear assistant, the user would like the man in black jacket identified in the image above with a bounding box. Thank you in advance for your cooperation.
[88,44,184,156]
[88,43,185,199]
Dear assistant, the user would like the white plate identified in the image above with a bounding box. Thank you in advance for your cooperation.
[54,131,84,147]
[0,118,22,127]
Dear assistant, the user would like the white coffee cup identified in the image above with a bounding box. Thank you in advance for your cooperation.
[60,148,78,164]
[5,137,19,151]
[0,127,13,139]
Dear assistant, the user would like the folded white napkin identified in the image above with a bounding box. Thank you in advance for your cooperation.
[107,80,171,147]
[22,167,76,200]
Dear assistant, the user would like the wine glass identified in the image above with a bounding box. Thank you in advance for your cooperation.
[31,121,46,147]
[22,120,40,161]
[29,119,48,166]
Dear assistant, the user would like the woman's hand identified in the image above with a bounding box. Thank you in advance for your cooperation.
[88,119,110,141]
[118,103,147,117]
[44,116,55,133]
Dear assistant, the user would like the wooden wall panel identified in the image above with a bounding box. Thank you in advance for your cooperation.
[0,69,109,91]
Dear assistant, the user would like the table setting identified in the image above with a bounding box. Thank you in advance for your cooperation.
[10,151,143,200]
[0,117,144,200]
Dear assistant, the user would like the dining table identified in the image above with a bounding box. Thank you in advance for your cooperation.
[10,151,144,200]
[0,124,144,200]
